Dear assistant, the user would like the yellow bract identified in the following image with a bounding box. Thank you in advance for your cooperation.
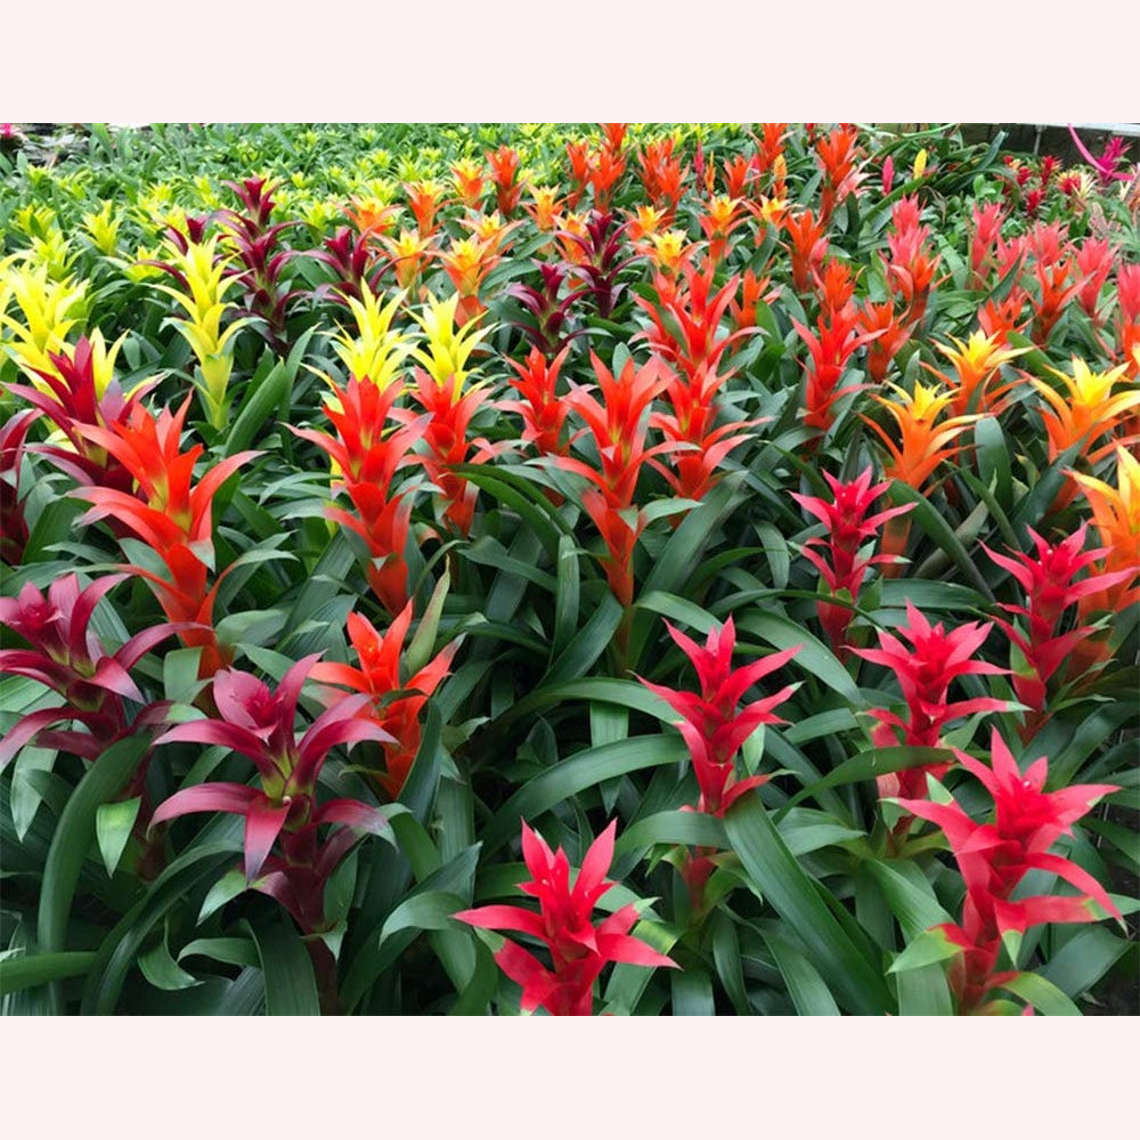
[0,257,88,379]
[411,291,492,394]
[329,284,413,389]
[1031,357,1140,460]
[83,202,122,257]
[151,236,249,428]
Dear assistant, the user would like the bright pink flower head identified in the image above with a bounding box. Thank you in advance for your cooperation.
[454,820,677,1015]
[791,469,913,656]
[636,617,800,814]
[896,728,1121,1012]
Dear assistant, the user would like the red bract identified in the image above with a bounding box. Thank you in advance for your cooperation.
[7,337,153,494]
[969,202,1004,288]
[454,820,677,1015]
[550,352,673,604]
[897,729,1121,1014]
[637,138,686,214]
[982,524,1135,729]
[791,469,913,658]
[729,267,780,332]
[310,604,461,798]
[854,601,1007,802]
[289,377,426,615]
[637,617,800,815]
[1030,256,1083,344]
[559,210,638,319]
[396,368,505,536]
[502,262,586,355]
[0,408,36,564]
[857,299,912,382]
[815,124,865,223]
[0,574,178,771]
[309,226,386,305]
[1074,238,1116,324]
[884,198,942,326]
[486,145,522,216]
[784,209,828,294]
[791,304,879,434]
[502,345,572,456]
[1115,262,1140,378]
[70,397,258,676]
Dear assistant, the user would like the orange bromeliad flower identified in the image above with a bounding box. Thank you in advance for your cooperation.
[1031,357,1140,463]
[930,329,1030,416]
[588,145,626,211]
[1029,256,1083,345]
[383,227,436,294]
[72,398,258,676]
[440,236,500,325]
[347,199,400,241]
[311,604,461,798]
[403,180,446,237]
[525,185,563,232]
[863,380,978,493]
[857,299,911,383]
[1069,446,1140,616]
[450,157,486,210]
[486,145,522,216]
[721,153,754,199]
[783,209,828,293]
[814,124,864,223]
[698,195,745,266]
[729,268,780,332]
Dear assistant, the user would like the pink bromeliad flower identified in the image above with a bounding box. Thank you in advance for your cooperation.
[790,469,913,658]
[454,820,676,1015]
[854,601,1008,805]
[897,728,1121,1014]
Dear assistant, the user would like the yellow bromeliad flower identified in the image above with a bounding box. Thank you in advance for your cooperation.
[411,291,492,394]
[1031,357,1140,462]
[913,148,929,179]
[82,201,122,257]
[527,185,562,231]
[1069,446,1140,613]
[0,257,88,378]
[649,230,691,273]
[151,236,249,428]
[329,283,414,388]
[384,228,436,292]
[862,379,979,491]
[931,329,1030,416]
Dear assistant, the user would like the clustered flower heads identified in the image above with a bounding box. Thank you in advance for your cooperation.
[0,121,1136,1018]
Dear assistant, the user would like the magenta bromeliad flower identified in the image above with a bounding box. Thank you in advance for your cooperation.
[897,728,1121,1014]
[790,468,914,658]
[454,820,677,1015]
[0,573,181,771]
[151,655,395,885]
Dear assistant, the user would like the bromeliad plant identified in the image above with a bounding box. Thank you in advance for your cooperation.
[1,122,1136,1019]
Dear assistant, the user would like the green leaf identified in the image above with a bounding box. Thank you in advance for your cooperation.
[1039,926,1131,997]
[404,570,451,679]
[725,792,892,1015]
[863,859,955,940]
[197,868,249,924]
[888,927,963,974]
[762,928,841,1015]
[552,533,581,657]
[542,593,623,684]
[671,966,715,1015]
[242,916,320,1016]
[37,734,150,1013]
[483,735,687,855]
[178,938,260,970]
[0,951,95,997]
[998,971,1081,1016]
[139,922,202,991]
[95,796,141,878]
[615,811,728,853]
[737,612,861,703]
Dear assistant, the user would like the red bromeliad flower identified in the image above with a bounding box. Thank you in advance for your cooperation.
[983,524,1136,731]
[395,368,504,536]
[6,337,154,495]
[0,573,179,772]
[791,303,880,434]
[309,226,387,305]
[502,262,586,356]
[637,618,800,817]
[502,345,572,456]
[70,397,258,677]
[486,145,522,217]
[815,124,865,223]
[729,267,780,332]
[310,603,461,798]
[897,729,1121,1014]
[0,409,36,565]
[1074,238,1116,325]
[1029,256,1083,345]
[884,197,943,326]
[289,376,426,615]
[1115,262,1140,379]
[857,299,912,383]
[550,352,674,605]
[454,820,677,1015]
[784,208,829,294]
[790,469,913,658]
[854,601,1007,802]
[636,138,686,215]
